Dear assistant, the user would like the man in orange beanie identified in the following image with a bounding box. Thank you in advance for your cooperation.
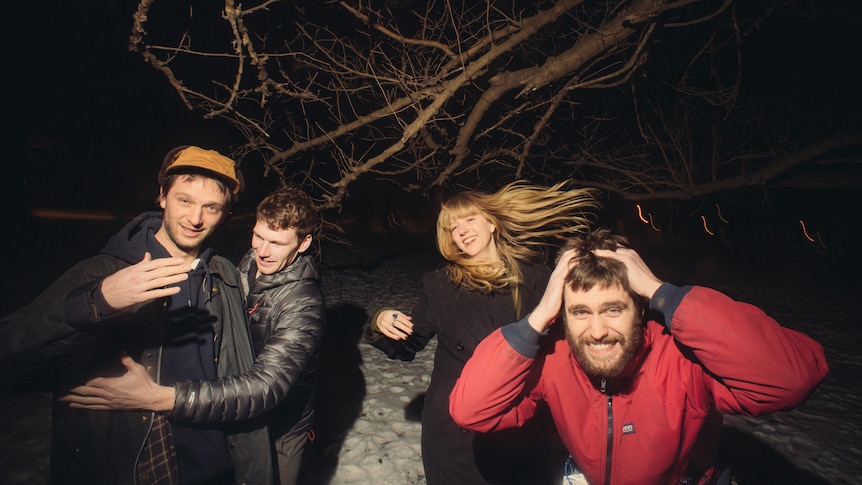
[1,146,272,484]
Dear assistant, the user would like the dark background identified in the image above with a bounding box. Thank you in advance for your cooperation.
[5,1,861,314]
[8,2,248,214]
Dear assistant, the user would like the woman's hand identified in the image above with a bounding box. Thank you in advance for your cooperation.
[376,310,414,340]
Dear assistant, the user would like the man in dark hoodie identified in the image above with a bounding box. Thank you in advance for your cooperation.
[0,146,272,484]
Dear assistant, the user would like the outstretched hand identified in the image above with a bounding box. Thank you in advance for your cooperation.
[376,310,414,340]
[60,354,175,412]
[100,252,190,310]
[594,247,663,299]
[528,249,577,333]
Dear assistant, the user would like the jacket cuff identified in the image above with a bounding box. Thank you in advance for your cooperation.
[367,309,389,335]
[168,381,191,421]
[500,315,542,358]
[649,282,693,331]
[63,279,117,329]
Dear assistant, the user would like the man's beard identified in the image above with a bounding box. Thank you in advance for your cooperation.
[163,217,205,254]
[566,324,644,379]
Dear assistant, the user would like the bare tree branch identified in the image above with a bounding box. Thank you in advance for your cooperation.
[129,0,859,215]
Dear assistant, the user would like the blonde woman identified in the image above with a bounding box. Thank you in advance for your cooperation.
[365,181,598,485]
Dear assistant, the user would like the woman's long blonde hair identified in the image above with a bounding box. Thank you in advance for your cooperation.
[436,181,599,315]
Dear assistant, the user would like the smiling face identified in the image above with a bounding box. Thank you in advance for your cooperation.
[251,220,312,276]
[563,284,644,379]
[448,210,498,260]
[156,175,229,261]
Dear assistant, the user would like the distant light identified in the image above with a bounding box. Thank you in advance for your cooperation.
[636,204,648,224]
[635,204,661,232]
[636,204,660,231]
[701,215,714,236]
[715,204,728,223]
[29,208,119,221]
[815,231,828,252]
[799,220,815,243]
[647,213,660,232]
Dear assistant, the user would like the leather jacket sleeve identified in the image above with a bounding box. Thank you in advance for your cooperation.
[170,278,325,423]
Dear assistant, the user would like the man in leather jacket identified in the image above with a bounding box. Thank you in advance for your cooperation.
[60,185,326,485]
[0,146,272,484]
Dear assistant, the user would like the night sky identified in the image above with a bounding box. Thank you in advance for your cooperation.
[7,1,861,275]
[9,2,253,218]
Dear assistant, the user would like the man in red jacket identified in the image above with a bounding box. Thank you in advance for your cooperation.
[450,228,828,485]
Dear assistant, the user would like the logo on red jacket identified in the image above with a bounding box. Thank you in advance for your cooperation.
[622,423,636,435]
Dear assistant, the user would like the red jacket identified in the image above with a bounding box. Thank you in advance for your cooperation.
[450,285,828,485]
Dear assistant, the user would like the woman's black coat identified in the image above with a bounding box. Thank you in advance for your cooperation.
[366,261,566,485]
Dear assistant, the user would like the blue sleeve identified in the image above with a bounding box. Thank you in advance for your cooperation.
[500,315,543,358]
[649,282,693,331]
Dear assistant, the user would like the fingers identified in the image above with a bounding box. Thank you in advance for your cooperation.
[381,319,413,340]
[63,383,101,397]
[377,310,413,340]
[59,384,110,409]
[62,397,113,410]
[136,257,191,283]
[62,373,116,397]
[529,253,578,333]
[101,256,191,309]
[553,249,578,274]
[67,403,112,410]
[128,255,190,285]
[593,248,662,299]
[60,388,115,410]
[593,247,628,260]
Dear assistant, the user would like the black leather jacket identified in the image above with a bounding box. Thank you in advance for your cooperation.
[171,251,325,438]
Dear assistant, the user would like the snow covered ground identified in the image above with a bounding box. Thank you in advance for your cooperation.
[304,244,860,485]
[1,239,859,484]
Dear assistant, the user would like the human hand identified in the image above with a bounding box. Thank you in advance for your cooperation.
[59,354,175,412]
[376,310,414,340]
[594,247,663,299]
[528,249,577,333]
[100,252,190,310]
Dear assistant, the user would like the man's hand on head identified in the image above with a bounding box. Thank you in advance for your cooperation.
[528,248,578,333]
[594,248,663,300]
[100,252,190,310]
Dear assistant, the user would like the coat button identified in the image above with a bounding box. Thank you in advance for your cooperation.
[456,343,464,351]
[141,415,148,423]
